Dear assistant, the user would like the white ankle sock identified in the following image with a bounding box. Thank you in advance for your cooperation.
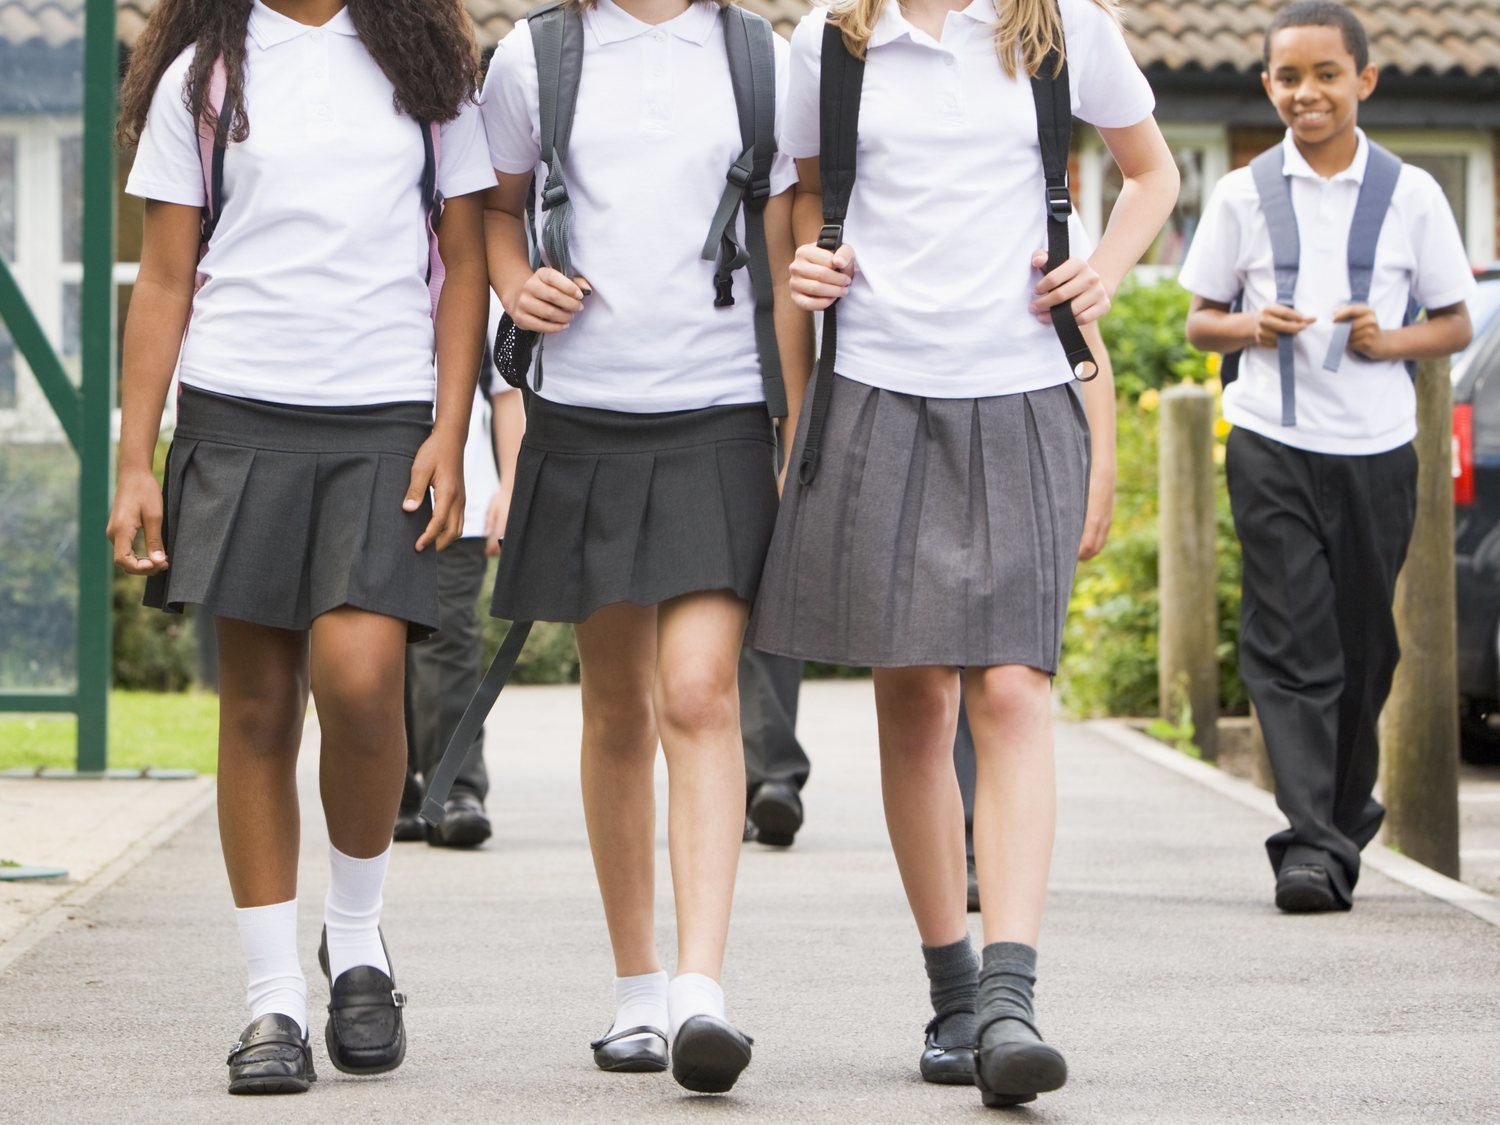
[324,843,392,980]
[234,899,307,1036]
[609,970,669,1045]
[668,972,725,1040]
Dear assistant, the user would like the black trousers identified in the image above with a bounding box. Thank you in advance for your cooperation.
[1226,427,1417,905]
[402,537,491,808]
[738,647,978,854]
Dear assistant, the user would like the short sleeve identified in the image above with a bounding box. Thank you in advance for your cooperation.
[1405,170,1478,312]
[480,23,542,176]
[769,32,799,195]
[1064,0,1155,130]
[1177,174,1247,305]
[124,48,207,207]
[780,11,824,161]
[437,101,499,199]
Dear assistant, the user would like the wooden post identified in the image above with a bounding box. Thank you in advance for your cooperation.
[1379,357,1461,877]
[1158,384,1219,761]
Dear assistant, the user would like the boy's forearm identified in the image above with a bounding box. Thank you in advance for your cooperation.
[1381,304,1472,362]
[1186,307,1257,356]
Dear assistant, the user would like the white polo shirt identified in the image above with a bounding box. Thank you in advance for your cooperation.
[480,0,797,414]
[125,0,495,408]
[1179,130,1476,455]
[782,0,1155,399]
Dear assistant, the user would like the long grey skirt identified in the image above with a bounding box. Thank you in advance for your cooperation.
[145,385,439,641]
[750,374,1090,671]
[491,394,779,624]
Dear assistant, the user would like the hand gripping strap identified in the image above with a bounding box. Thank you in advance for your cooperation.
[1322,141,1402,373]
[797,19,863,487]
[532,3,583,281]
[1029,46,1096,382]
[1249,147,1302,426]
[421,620,534,826]
[706,7,786,418]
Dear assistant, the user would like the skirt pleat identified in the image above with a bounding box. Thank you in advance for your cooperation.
[490,395,778,624]
[750,374,1089,671]
[145,386,439,641]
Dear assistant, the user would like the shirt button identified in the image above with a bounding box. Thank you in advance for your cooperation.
[652,30,666,42]
[944,56,956,66]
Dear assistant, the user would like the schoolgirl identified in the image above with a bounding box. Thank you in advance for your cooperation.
[752,0,1177,1107]
[480,0,807,1094]
[109,0,493,1095]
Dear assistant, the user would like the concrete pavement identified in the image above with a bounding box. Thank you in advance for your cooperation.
[2,680,1499,1123]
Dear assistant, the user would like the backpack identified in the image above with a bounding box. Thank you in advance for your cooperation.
[1218,140,1413,427]
[492,0,787,421]
[194,56,446,317]
[796,10,1097,485]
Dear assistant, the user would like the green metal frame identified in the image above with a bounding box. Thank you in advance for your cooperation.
[0,0,117,772]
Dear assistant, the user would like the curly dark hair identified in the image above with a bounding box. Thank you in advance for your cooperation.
[118,0,481,147]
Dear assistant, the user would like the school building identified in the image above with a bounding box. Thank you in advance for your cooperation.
[1,0,1498,439]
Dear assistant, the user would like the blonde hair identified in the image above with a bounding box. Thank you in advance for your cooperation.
[830,0,1120,78]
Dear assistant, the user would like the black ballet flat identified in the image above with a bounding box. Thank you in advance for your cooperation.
[671,1015,753,1094]
[976,1017,1067,1108]
[317,927,407,1075]
[920,1014,977,1085]
[226,1013,316,1095]
[590,1024,669,1073]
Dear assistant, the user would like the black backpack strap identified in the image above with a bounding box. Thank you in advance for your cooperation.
[531,1,583,279]
[1030,44,1096,381]
[707,6,786,419]
[420,620,534,825]
[420,122,441,286]
[796,18,863,487]
[199,63,233,248]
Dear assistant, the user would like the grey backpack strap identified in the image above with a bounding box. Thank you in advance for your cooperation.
[1323,141,1403,372]
[531,1,582,279]
[1249,147,1301,427]
[704,6,786,418]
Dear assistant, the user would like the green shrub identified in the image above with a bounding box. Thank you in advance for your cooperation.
[0,443,77,688]
[1102,279,1217,402]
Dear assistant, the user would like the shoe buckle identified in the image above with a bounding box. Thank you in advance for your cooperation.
[391,990,407,1008]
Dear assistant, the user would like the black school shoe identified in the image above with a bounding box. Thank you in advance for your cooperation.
[975,1017,1067,1108]
[748,781,803,847]
[226,1013,316,1095]
[920,1013,977,1085]
[317,928,407,1075]
[1275,863,1348,913]
[671,1015,754,1093]
[393,809,425,843]
[426,791,493,849]
[590,1025,669,1073]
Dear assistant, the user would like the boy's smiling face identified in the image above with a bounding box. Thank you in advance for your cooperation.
[1261,24,1378,150]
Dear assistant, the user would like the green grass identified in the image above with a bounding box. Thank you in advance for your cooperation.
[0,690,220,775]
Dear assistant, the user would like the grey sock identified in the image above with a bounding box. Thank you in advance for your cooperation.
[921,938,978,1048]
[978,941,1037,1034]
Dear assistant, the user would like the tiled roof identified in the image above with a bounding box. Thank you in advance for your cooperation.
[11,0,1500,80]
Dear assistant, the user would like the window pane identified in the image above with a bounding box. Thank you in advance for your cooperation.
[62,281,80,358]
[1398,152,1467,235]
[0,135,15,262]
[61,134,83,263]
[1103,144,1207,268]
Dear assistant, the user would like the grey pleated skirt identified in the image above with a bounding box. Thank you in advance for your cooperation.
[750,374,1090,671]
[145,385,440,641]
[491,394,778,624]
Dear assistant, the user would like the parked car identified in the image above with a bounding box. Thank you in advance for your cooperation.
[1450,268,1500,762]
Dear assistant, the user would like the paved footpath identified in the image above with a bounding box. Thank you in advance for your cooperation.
[2,680,1499,1124]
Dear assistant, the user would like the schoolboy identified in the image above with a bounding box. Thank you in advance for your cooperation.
[1179,0,1474,912]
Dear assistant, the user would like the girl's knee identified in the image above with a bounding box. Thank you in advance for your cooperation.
[220,686,304,756]
[654,663,736,738]
[967,665,1052,726]
[314,659,402,725]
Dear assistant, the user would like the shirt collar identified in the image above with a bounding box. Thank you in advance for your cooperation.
[248,0,358,51]
[586,0,719,47]
[868,0,996,49]
[1280,127,1370,184]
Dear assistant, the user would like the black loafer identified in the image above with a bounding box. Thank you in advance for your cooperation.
[976,1017,1067,1108]
[920,1014,976,1085]
[317,927,407,1075]
[749,781,803,847]
[427,792,493,849]
[393,809,425,843]
[742,815,757,844]
[226,1013,316,1095]
[671,1015,753,1093]
[590,1024,668,1073]
[1275,864,1345,913]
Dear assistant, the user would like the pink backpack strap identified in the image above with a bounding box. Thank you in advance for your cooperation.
[425,120,445,319]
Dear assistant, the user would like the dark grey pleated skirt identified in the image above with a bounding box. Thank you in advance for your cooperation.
[491,394,778,624]
[145,385,439,641]
[750,374,1090,671]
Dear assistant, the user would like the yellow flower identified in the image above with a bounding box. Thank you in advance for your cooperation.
[1213,442,1226,466]
[1205,352,1222,377]
[1214,417,1233,440]
[1139,388,1160,413]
